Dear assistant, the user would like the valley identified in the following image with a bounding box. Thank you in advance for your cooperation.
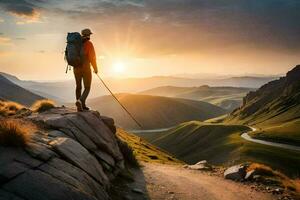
[88,93,226,129]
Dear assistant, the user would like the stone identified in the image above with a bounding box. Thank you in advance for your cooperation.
[0,189,24,200]
[49,137,109,185]
[25,142,56,161]
[186,160,212,171]
[101,115,116,134]
[46,158,108,199]
[0,147,42,181]
[94,150,116,167]
[48,130,67,138]
[245,170,256,180]
[3,170,99,200]
[224,165,246,181]
[132,188,144,194]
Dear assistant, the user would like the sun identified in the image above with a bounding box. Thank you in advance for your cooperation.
[113,61,125,74]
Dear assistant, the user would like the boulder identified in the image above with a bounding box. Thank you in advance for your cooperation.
[186,160,212,171]
[224,165,246,181]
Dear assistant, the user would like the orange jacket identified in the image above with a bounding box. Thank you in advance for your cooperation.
[83,40,98,72]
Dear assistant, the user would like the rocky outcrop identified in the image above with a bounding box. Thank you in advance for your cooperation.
[0,107,125,200]
[229,65,300,123]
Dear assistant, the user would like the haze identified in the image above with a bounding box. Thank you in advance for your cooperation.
[0,0,299,80]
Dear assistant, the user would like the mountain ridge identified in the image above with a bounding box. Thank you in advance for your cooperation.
[88,93,226,129]
[0,74,44,106]
[228,65,300,126]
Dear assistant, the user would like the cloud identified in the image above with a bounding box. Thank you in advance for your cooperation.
[0,0,41,24]
[0,0,299,55]
[0,17,4,23]
[47,0,300,55]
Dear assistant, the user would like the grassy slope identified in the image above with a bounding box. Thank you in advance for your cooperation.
[249,119,300,146]
[225,91,300,146]
[88,94,226,129]
[225,67,300,145]
[136,121,300,177]
[117,128,182,164]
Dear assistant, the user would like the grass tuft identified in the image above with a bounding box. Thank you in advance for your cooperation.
[0,101,24,116]
[0,120,32,147]
[248,163,300,194]
[31,99,55,113]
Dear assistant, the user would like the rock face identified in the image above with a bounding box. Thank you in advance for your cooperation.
[0,107,125,200]
[229,65,300,124]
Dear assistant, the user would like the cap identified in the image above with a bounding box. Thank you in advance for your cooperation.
[81,28,93,36]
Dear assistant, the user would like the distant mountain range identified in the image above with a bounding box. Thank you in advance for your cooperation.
[0,72,277,103]
[88,93,226,129]
[0,74,43,106]
[140,85,254,111]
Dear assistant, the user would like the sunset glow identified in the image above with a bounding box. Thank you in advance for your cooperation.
[112,61,126,74]
[0,1,299,80]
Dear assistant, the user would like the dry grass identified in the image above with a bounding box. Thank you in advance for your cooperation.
[0,101,24,116]
[117,128,182,165]
[248,163,300,193]
[0,119,34,147]
[31,99,55,113]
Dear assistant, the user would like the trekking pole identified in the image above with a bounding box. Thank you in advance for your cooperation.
[95,73,143,128]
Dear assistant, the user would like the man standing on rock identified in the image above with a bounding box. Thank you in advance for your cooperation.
[74,28,98,112]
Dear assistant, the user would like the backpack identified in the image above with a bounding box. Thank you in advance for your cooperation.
[65,32,83,69]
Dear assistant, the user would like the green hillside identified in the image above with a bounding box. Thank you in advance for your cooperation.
[249,119,300,146]
[140,85,253,111]
[226,65,300,145]
[88,94,226,129]
[136,121,300,177]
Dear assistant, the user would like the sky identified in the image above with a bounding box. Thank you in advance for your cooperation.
[0,0,299,80]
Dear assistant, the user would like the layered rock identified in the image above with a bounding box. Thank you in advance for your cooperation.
[0,107,125,200]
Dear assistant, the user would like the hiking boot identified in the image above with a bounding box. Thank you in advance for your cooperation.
[75,100,83,112]
[83,106,90,111]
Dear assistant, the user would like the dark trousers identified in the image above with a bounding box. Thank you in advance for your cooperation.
[74,67,92,107]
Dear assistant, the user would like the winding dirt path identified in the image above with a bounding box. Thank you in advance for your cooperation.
[142,163,274,200]
[241,127,300,152]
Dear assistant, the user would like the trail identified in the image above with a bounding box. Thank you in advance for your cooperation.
[241,127,300,152]
[131,126,300,151]
[141,163,274,200]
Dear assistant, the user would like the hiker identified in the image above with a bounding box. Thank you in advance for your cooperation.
[74,28,98,111]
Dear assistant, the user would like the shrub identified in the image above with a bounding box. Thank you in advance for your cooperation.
[0,101,24,116]
[31,99,55,113]
[0,120,31,147]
